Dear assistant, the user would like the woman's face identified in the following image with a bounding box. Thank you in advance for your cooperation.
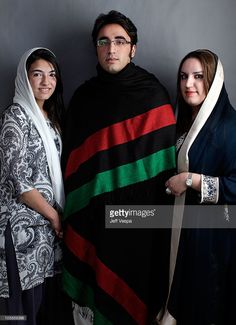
[28,59,57,109]
[180,58,206,108]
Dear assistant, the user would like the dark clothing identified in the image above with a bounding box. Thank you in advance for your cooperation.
[3,221,74,325]
[4,221,43,325]
[167,64,236,324]
[62,62,176,324]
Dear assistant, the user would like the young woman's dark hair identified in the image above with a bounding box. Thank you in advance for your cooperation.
[26,48,65,133]
[91,10,138,46]
[176,49,217,136]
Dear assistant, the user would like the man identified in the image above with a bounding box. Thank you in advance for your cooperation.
[62,10,176,325]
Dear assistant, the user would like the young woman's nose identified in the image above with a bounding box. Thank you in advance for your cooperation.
[41,74,49,84]
[185,76,194,88]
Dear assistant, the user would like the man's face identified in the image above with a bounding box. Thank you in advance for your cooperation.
[96,23,136,74]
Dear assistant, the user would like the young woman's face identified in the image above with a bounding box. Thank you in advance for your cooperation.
[28,59,57,109]
[96,23,136,74]
[180,58,206,108]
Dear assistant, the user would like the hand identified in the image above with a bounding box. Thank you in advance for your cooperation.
[165,172,189,196]
[49,211,63,238]
[20,189,64,238]
[165,172,201,196]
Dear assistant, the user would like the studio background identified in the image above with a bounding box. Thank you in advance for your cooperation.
[1,0,236,113]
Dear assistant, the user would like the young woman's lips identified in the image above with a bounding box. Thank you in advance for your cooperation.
[185,91,196,97]
[39,88,51,93]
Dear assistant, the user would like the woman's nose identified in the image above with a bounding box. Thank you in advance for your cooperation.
[41,74,49,84]
[185,76,193,88]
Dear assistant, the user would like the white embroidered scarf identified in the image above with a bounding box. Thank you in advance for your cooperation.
[13,47,65,209]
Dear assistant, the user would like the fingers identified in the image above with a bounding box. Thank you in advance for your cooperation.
[56,230,63,238]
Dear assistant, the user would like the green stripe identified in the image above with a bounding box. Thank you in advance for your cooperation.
[64,146,175,219]
[62,267,112,325]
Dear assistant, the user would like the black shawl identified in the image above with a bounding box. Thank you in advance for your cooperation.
[62,62,176,324]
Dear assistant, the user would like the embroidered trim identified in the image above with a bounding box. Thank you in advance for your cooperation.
[200,175,219,203]
[176,133,187,151]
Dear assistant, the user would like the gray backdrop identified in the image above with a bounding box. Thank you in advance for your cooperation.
[1,0,236,113]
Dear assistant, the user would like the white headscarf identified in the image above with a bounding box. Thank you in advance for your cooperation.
[13,47,65,209]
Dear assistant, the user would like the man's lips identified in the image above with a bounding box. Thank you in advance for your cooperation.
[106,57,118,63]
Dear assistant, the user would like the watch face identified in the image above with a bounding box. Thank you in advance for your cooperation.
[186,173,192,187]
[186,179,192,187]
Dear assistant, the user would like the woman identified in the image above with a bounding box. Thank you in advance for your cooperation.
[160,50,236,324]
[0,48,66,324]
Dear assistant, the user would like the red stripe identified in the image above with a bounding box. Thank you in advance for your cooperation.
[65,104,175,179]
[65,225,148,324]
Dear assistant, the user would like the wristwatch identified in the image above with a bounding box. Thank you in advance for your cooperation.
[186,173,193,188]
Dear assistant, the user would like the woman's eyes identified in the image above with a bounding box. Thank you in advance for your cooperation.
[180,74,187,80]
[32,72,56,78]
[33,72,42,77]
[49,73,56,78]
[195,74,203,79]
[180,73,203,80]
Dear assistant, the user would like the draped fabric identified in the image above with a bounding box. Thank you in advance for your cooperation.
[13,47,65,209]
[62,62,176,324]
[164,57,236,325]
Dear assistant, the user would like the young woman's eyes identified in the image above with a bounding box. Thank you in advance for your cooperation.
[33,72,43,77]
[32,72,56,78]
[180,73,204,80]
[194,74,203,79]
[49,73,56,78]
[180,73,187,80]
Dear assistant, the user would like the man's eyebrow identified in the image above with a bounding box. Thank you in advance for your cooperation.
[114,36,126,39]
[98,36,126,40]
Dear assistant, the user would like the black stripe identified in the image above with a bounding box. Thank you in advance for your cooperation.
[65,125,175,193]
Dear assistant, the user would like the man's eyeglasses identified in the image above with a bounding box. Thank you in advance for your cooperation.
[96,38,132,48]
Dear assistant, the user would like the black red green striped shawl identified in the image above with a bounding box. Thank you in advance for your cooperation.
[62,63,176,324]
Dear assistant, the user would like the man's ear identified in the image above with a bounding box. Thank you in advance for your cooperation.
[131,44,136,58]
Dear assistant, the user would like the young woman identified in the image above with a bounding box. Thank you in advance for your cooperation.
[160,49,236,325]
[0,48,66,324]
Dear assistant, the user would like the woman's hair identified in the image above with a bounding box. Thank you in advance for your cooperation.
[176,49,217,135]
[26,48,65,133]
[91,10,138,46]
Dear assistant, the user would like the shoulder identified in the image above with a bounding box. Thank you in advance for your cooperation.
[1,104,27,119]
[71,76,97,96]
[134,65,170,97]
[1,104,30,130]
[67,77,98,114]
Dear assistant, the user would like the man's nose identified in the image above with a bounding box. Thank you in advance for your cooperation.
[107,41,116,52]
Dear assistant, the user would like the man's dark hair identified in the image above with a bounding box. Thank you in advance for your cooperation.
[92,10,138,46]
